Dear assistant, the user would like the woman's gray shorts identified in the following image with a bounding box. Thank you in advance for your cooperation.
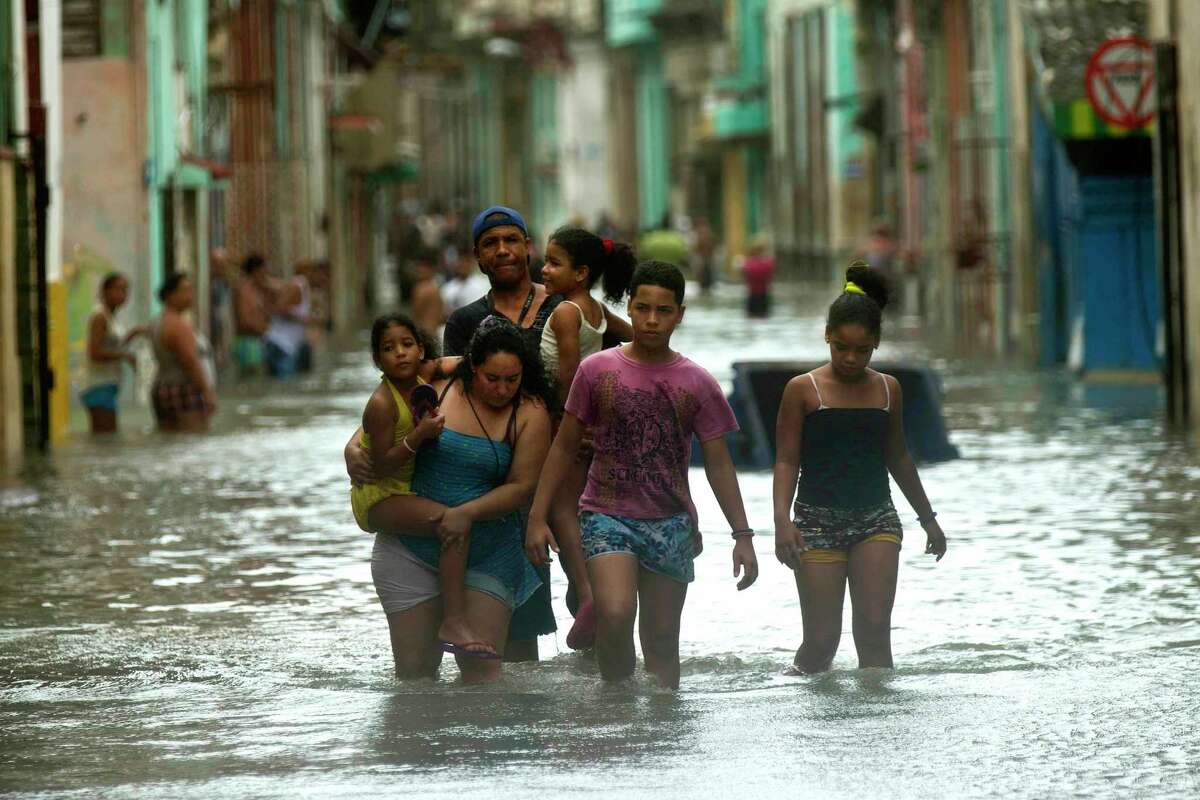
[370,533,516,614]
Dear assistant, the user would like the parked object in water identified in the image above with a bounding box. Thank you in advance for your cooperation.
[695,360,959,470]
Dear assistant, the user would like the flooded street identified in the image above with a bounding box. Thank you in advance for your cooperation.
[3,285,1199,798]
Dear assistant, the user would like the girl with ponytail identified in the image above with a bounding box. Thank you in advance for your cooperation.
[772,261,948,673]
[531,225,638,649]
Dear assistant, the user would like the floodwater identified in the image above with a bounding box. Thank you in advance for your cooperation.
[3,283,1199,798]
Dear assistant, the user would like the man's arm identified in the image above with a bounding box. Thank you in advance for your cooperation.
[883,375,946,561]
[524,413,586,564]
[700,436,758,590]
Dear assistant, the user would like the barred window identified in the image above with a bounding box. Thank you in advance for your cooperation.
[63,0,102,59]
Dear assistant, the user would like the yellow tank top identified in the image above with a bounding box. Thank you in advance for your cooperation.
[358,375,424,480]
[350,376,424,529]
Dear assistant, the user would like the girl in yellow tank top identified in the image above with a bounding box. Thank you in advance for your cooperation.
[350,315,457,532]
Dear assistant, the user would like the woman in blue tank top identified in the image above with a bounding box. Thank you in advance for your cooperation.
[772,262,948,673]
[369,317,555,683]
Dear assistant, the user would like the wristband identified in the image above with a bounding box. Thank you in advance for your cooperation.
[918,511,938,525]
[402,436,417,455]
[731,528,755,539]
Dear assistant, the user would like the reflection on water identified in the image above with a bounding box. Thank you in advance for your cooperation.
[2,283,1199,797]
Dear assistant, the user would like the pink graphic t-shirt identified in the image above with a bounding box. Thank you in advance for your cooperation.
[565,347,739,526]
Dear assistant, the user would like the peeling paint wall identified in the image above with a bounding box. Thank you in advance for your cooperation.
[61,57,148,404]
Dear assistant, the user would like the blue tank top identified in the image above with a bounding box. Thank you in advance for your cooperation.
[398,427,521,567]
[796,372,893,510]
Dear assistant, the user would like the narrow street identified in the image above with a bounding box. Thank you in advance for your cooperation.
[3,286,1198,797]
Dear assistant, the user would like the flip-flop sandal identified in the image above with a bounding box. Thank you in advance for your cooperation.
[438,640,501,660]
[565,600,597,651]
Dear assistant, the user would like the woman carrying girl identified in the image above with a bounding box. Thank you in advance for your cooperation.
[366,317,554,682]
[532,226,636,649]
[352,313,495,657]
[82,272,146,433]
[772,262,947,673]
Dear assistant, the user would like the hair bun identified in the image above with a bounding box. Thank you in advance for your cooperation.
[845,260,890,311]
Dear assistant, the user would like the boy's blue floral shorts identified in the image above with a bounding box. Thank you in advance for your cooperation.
[580,511,695,584]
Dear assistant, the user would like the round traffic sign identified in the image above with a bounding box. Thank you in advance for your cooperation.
[1084,37,1156,129]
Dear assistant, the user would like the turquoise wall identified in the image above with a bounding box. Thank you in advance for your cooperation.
[469,61,504,205]
[736,0,767,89]
[145,0,208,306]
[826,3,863,178]
[606,0,661,47]
[529,70,561,240]
[635,47,669,229]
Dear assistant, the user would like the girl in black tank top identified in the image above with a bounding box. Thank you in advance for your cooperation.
[772,262,948,674]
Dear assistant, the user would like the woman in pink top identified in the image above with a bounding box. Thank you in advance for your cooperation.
[742,234,776,318]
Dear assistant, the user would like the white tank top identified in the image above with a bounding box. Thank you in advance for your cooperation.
[540,299,607,385]
[264,276,311,356]
[83,304,126,389]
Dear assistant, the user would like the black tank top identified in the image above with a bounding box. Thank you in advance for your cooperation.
[796,372,892,510]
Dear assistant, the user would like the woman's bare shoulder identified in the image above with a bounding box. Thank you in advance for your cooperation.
[517,394,550,423]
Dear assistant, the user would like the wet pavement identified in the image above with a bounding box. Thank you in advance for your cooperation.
[3,282,1199,798]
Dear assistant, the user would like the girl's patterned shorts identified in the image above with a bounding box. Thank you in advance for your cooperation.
[792,500,903,565]
[580,511,695,584]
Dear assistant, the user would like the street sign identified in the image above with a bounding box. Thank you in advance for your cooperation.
[1085,37,1156,129]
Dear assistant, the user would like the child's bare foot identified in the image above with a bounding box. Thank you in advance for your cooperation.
[437,616,498,659]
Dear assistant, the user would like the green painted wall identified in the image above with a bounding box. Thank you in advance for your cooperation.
[145,0,208,305]
[635,47,669,229]
[469,61,504,205]
[102,0,131,58]
[606,0,661,47]
[826,4,863,177]
[529,70,561,241]
[746,145,766,234]
[737,0,767,89]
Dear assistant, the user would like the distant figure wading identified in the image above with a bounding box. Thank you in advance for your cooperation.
[150,273,216,433]
[82,272,146,434]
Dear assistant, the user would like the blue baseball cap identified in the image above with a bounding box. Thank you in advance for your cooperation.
[472,205,528,244]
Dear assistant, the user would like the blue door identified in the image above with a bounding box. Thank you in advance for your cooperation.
[1078,177,1159,372]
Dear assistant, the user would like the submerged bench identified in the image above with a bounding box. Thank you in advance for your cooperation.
[695,361,959,470]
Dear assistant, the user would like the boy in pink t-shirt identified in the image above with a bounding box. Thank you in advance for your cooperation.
[527,261,759,688]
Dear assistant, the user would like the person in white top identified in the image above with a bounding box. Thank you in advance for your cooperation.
[440,249,491,314]
[264,273,311,377]
[82,273,146,433]
[534,226,637,650]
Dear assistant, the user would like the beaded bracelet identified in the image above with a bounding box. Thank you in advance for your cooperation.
[731,528,755,539]
[918,511,938,525]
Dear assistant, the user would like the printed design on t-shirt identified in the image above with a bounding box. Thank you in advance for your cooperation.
[590,369,699,509]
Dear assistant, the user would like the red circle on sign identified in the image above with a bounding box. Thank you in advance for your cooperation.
[1085,36,1156,129]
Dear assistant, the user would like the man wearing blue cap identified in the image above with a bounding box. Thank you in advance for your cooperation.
[442,205,562,358]
[434,206,561,661]
[347,205,622,662]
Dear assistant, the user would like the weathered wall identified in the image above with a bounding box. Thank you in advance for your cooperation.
[61,58,147,397]
[0,159,20,470]
[1177,1,1200,430]
[559,39,614,229]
